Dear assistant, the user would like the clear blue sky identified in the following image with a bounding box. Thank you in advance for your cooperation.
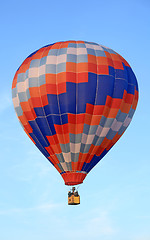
[0,0,150,239]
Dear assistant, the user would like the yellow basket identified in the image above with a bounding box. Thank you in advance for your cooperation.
[68,195,80,205]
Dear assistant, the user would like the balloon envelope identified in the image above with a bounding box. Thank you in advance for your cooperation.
[12,40,138,185]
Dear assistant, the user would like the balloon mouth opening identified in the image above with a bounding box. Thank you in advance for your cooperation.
[61,172,87,186]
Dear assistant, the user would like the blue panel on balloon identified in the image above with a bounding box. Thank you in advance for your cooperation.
[96,75,114,105]
[113,78,128,98]
[46,116,57,135]
[77,73,97,113]
[115,68,128,80]
[29,121,50,147]
[61,114,68,124]
[34,140,51,159]
[34,107,45,117]
[109,66,115,77]
[127,84,135,94]
[60,82,76,114]
[126,66,138,87]
[45,95,60,114]
[36,117,52,136]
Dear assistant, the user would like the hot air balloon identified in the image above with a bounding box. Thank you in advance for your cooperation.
[12,40,138,204]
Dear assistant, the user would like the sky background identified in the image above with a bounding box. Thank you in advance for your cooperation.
[0,0,150,239]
